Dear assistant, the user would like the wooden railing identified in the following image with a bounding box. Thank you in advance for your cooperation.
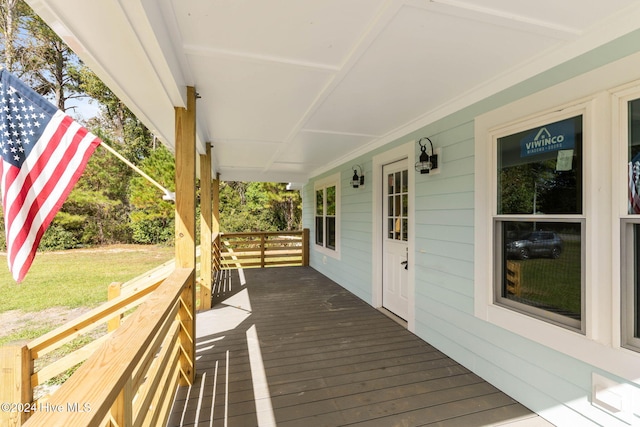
[1,267,194,427]
[0,229,307,426]
[218,229,309,270]
[0,258,177,426]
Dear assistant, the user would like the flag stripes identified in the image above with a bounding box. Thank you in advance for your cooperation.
[1,110,100,282]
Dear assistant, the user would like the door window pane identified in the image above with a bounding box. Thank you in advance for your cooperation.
[497,116,583,215]
[402,170,408,193]
[386,168,409,241]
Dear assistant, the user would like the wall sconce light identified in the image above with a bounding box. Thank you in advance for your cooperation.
[351,165,365,188]
[415,137,438,174]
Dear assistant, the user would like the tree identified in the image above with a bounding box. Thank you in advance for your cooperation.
[78,66,154,163]
[20,6,84,110]
[0,0,28,72]
[128,145,175,244]
[220,181,301,232]
[61,129,134,245]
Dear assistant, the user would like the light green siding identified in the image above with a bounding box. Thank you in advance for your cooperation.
[303,28,640,427]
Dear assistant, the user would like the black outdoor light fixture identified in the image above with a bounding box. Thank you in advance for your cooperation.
[415,137,438,174]
[351,165,365,188]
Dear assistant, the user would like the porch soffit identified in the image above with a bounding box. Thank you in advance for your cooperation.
[25,0,640,183]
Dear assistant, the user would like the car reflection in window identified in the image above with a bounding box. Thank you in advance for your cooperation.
[506,231,563,260]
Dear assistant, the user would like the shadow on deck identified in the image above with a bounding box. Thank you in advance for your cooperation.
[168,267,553,427]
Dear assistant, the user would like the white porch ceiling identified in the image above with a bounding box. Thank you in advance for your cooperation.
[26,0,640,183]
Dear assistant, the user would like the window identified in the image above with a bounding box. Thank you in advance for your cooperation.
[475,56,640,378]
[387,169,408,241]
[622,96,640,351]
[494,114,584,331]
[314,173,340,257]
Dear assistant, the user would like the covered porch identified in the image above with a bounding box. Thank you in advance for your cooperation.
[169,267,550,427]
[12,1,640,426]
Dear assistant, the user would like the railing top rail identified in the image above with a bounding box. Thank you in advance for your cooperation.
[221,230,304,237]
[24,267,194,427]
[28,273,168,356]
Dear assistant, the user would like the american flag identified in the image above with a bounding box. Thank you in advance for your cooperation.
[630,161,640,214]
[0,70,100,282]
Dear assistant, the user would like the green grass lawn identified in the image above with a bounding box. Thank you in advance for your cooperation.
[0,245,174,312]
[0,245,175,347]
[514,240,582,316]
[0,244,175,378]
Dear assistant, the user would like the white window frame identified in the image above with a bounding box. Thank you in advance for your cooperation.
[474,60,640,379]
[314,172,340,259]
[613,83,640,352]
[492,110,587,333]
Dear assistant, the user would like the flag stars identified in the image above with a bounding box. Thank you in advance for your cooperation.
[0,77,60,169]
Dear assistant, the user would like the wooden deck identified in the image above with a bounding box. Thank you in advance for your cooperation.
[168,267,553,427]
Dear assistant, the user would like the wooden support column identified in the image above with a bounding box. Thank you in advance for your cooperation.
[199,143,212,311]
[302,228,310,266]
[212,173,221,274]
[175,86,197,386]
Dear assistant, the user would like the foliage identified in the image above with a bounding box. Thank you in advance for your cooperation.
[0,0,30,73]
[78,66,154,163]
[499,160,575,215]
[129,145,175,244]
[20,5,85,110]
[220,181,301,232]
[0,1,303,250]
[39,224,78,250]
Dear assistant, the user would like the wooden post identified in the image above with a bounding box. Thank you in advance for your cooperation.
[260,234,266,268]
[506,261,522,297]
[212,173,220,273]
[175,86,197,386]
[0,345,32,426]
[199,143,213,311]
[107,282,122,332]
[302,228,310,266]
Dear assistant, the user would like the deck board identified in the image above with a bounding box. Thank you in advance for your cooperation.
[168,266,553,427]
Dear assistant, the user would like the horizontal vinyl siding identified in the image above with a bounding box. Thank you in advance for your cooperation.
[303,29,640,427]
[305,165,374,303]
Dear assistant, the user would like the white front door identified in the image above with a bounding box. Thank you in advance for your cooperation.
[382,160,409,320]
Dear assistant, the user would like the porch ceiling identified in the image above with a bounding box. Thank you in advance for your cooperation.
[26,0,640,183]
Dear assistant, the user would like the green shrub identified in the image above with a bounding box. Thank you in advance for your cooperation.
[40,224,78,250]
